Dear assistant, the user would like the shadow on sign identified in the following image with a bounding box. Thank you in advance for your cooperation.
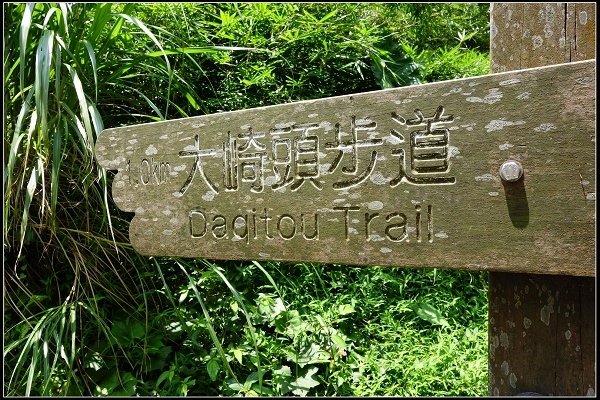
[502,178,529,229]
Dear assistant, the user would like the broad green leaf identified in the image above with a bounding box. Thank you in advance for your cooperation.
[207,358,220,381]
[185,92,199,111]
[178,289,188,303]
[130,321,145,339]
[291,367,320,396]
[331,334,347,349]
[289,342,330,367]
[338,303,355,315]
[84,351,104,371]
[155,369,171,389]
[233,348,243,364]
[410,301,450,327]
[111,372,138,396]
[371,38,421,89]
[274,365,292,377]
[228,382,245,391]
[110,321,131,346]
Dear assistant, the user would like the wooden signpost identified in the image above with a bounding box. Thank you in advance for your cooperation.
[95,3,595,396]
[488,3,596,396]
[95,60,595,276]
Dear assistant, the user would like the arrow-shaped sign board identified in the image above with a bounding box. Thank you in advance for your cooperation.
[95,59,595,277]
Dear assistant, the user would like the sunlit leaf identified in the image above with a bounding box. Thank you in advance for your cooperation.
[410,301,450,327]
[291,367,320,396]
[19,3,34,95]
[233,348,243,364]
[338,303,355,315]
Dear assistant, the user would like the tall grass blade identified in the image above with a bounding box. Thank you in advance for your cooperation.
[145,46,257,57]
[58,3,69,35]
[88,103,104,137]
[54,38,62,105]
[36,155,46,220]
[19,3,34,96]
[5,92,32,242]
[41,6,60,29]
[17,127,38,258]
[176,260,238,383]
[205,261,263,390]
[8,310,51,393]
[69,304,76,369]
[90,3,112,45]
[65,64,93,153]
[252,260,281,296]
[35,29,54,146]
[25,338,39,396]
[116,13,172,118]
[58,101,89,153]
[50,119,64,220]
[82,39,98,102]
[109,82,164,120]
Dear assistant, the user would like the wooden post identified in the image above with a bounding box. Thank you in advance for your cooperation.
[488,3,596,396]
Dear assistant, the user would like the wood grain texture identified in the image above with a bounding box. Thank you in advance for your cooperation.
[488,273,596,396]
[95,60,596,276]
[491,3,596,71]
[488,3,596,397]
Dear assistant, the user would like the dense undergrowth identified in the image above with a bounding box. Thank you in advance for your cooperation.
[4,3,490,396]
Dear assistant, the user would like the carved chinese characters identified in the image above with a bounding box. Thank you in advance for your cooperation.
[167,107,457,198]
[95,60,595,276]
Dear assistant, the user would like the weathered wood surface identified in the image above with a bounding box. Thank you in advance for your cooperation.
[488,3,596,396]
[489,273,596,396]
[491,3,596,71]
[95,60,596,276]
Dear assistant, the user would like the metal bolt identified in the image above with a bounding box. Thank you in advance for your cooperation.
[499,160,523,182]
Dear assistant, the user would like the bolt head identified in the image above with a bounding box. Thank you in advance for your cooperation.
[499,160,523,182]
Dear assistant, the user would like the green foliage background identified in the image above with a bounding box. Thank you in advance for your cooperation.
[4,3,490,396]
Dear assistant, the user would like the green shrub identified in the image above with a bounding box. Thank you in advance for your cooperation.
[3,2,198,394]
